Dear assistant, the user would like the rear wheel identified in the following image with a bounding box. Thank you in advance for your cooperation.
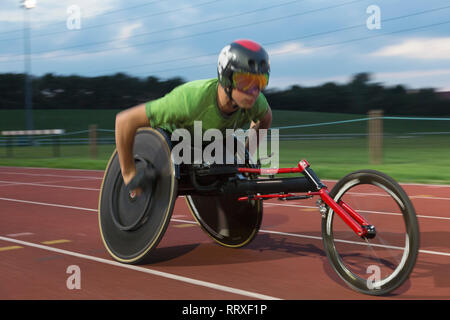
[186,137,263,248]
[321,170,419,295]
[186,194,262,248]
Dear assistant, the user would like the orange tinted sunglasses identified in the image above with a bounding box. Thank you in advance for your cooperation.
[232,72,269,93]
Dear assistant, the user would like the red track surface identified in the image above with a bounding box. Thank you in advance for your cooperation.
[0,166,449,300]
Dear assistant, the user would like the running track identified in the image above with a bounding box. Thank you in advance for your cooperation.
[0,166,449,300]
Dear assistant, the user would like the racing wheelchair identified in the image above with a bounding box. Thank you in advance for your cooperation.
[98,127,419,296]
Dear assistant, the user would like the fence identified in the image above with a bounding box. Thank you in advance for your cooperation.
[1,114,450,166]
[269,112,450,168]
[0,126,115,159]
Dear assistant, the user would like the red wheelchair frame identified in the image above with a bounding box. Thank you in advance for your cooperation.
[237,159,376,239]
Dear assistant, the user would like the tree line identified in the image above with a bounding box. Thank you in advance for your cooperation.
[0,72,449,116]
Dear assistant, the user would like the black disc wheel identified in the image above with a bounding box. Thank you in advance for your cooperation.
[186,194,262,248]
[98,128,177,264]
[185,137,263,248]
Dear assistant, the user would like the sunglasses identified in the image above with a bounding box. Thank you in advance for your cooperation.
[232,72,269,94]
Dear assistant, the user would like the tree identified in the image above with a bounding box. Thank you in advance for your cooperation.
[1,72,449,116]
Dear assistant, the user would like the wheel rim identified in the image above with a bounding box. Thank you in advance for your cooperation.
[323,172,418,294]
[109,160,153,232]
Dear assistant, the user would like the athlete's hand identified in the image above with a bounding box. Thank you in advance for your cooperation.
[125,163,157,198]
[122,169,143,197]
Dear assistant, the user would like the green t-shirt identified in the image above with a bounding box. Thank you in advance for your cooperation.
[145,78,269,135]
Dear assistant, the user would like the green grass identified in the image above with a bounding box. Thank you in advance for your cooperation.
[0,157,110,170]
[0,144,115,170]
[271,110,450,135]
[1,109,449,185]
[274,137,450,184]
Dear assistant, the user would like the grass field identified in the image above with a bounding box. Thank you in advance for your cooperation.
[277,136,450,184]
[1,109,449,184]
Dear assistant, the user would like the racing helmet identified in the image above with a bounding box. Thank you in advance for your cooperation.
[217,39,270,97]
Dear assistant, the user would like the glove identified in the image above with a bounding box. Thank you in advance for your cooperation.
[126,162,157,193]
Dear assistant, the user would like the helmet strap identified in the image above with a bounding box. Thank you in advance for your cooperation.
[224,86,240,109]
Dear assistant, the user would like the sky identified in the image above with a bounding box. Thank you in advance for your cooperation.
[1,0,450,91]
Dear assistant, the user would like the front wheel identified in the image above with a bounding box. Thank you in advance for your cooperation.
[321,170,419,295]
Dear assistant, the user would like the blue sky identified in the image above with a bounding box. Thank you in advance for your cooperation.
[1,0,450,91]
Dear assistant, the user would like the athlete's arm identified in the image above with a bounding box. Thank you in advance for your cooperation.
[246,106,272,155]
[258,105,272,130]
[115,103,150,186]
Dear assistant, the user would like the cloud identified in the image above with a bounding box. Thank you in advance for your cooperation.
[268,42,316,57]
[269,68,450,91]
[372,68,450,91]
[371,37,450,60]
[269,75,351,89]
[113,21,143,49]
[375,69,450,79]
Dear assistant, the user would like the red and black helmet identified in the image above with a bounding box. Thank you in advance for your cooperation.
[217,39,270,92]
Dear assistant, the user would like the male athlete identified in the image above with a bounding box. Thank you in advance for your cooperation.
[115,39,273,195]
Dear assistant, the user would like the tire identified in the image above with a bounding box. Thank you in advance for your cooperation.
[321,170,419,295]
[98,128,177,264]
[185,194,262,248]
[185,137,263,248]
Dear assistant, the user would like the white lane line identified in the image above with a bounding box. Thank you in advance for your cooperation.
[2,195,450,221]
[0,183,21,187]
[2,180,446,201]
[2,169,449,187]
[0,180,99,191]
[172,219,450,257]
[2,191,449,221]
[346,192,450,201]
[2,168,450,188]
[0,172,103,180]
[5,232,34,237]
[0,166,104,173]
[3,169,450,187]
[263,202,450,221]
[2,196,449,258]
[419,249,450,257]
[0,177,100,185]
[0,235,281,300]
[3,175,449,201]
[409,195,450,201]
[0,197,97,213]
[322,179,450,188]
[1,169,449,200]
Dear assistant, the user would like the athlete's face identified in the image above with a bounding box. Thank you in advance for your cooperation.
[231,87,260,109]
